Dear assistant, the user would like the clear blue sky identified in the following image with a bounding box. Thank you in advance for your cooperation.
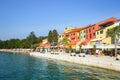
[0,0,120,40]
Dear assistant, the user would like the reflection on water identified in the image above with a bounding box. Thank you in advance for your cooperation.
[0,52,120,80]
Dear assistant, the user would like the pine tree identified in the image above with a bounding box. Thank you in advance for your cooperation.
[52,29,58,43]
[48,30,53,43]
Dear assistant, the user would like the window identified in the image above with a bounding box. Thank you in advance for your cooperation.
[93,33,95,36]
[84,35,85,38]
[100,30,103,34]
[97,32,99,35]
[71,37,75,40]
[90,34,92,38]
[84,30,86,33]
[66,34,69,37]
[93,27,94,30]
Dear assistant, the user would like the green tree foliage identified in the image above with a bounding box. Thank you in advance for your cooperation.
[26,31,37,46]
[52,29,58,43]
[48,29,58,43]
[20,39,31,48]
[48,30,53,43]
[61,38,70,45]
[37,36,47,43]
[106,26,120,43]
[0,31,46,49]
[0,39,22,49]
[0,30,58,49]
[93,45,96,55]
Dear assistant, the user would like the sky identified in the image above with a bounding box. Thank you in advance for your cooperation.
[0,0,120,40]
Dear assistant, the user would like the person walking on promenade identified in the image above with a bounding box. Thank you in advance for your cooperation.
[96,49,99,56]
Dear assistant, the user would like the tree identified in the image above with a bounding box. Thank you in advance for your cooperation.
[52,29,58,43]
[79,45,82,53]
[31,43,39,50]
[68,46,72,53]
[0,31,48,49]
[93,45,96,55]
[106,26,120,57]
[48,30,53,43]
[61,38,70,45]
[48,29,58,44]
[106,26,120,44]
[26,31,37,48]
[20,39,31,48]
[37,36,47,43]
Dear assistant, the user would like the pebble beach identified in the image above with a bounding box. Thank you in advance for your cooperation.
[30,52,120,72]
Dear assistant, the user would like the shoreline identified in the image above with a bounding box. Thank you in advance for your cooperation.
[30,52,120,72]
[0,49,32,54]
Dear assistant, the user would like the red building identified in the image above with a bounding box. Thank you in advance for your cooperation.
[83,17,117,45]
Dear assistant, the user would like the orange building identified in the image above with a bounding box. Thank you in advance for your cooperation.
[64,28,83,48]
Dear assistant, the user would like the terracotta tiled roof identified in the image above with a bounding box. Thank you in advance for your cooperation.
[39,42,50,47]
[96,17,117,25]
[65,28,84,33]
[82,17,117,29]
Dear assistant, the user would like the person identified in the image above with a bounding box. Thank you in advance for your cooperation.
[88,49,92,55]
[96,49,99,56]
[110,50,114,57]
[83,49,87,55]
[98,49,103,56]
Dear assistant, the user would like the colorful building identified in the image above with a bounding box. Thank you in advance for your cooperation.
[58,33,64,43]
[82,17,117,46]
[64,26,74,32]
[90,17,117,45]
[58,17,118,50]
[64,28,83,49]
[39,38,50,48]
[81,24,97,45]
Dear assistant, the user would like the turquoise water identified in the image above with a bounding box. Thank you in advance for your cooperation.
[0,52,120,80]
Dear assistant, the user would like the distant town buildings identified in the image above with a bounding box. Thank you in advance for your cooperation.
[39,17,120,50]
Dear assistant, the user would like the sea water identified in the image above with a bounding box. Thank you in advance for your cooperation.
[0,52,120,80]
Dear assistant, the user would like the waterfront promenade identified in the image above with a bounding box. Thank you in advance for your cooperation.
[30,52,120,72]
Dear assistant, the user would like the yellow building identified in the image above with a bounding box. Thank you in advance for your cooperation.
[80,29,86,42]
[58,33,64,43]
[95,22,115,45]
[64,26,74,32]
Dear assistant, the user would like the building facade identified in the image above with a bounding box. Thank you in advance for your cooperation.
[64,28,83,48]
[89,17,117,46]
